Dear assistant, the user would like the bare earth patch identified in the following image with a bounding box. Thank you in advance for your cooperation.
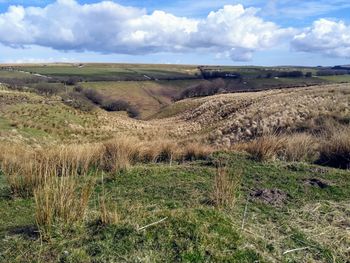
[304,178,330,189]
[250,188,288,205]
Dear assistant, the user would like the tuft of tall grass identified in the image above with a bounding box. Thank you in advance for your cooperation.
[317,128,350,169]
[101,138,137,173]
[280,133,318,162]
[244,135,286,162]
[0,143,101,197]
[212,163,241,208]
[181,142,213,161]
[97,195,119,225]
[34,175,95,231]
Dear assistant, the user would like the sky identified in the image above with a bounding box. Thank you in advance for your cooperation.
[0,0,349,66]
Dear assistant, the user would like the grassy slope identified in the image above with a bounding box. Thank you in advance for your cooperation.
[80,80,200,118]
[15,64,199,80]
[0,153,349,262]
[0,71,35,79]
[318,75,350,83]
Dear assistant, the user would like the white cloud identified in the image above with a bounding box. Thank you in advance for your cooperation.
[292,19,350,58]
[0,0,291,61]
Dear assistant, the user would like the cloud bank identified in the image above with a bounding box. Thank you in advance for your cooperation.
[0,0,348,61]
[292,19,350,58]
[0,0,291,61]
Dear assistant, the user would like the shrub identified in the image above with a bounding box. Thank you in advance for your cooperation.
[62,92,96,112]
[101,99,130,112]
[82,88,104,105]
[305,72,313,78]
[74,85,83,92]
[177,79,223,100]
[34,83,62,96]
[65,77,80,86]
[127,106,140,118]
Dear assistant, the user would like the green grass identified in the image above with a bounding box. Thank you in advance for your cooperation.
[0,117,11,131]
[318,74,350,83]
[16,64,199,80]
[1,153,349,262]
[0,70,35,79]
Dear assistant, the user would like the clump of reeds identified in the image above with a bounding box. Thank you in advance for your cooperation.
[97,195,119,225]
[212,161,241,208]
[34,175,95,231]
[0,143,101,197]
[244,135,286,162]
[100,137,137,173]
[280,133,318,162]
[317,127,350,169]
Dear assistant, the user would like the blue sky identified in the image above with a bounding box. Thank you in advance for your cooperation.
[0,0,349,66]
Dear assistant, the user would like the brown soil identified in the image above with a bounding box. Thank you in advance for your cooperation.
[250,188,288,205]
[304,178,330,189]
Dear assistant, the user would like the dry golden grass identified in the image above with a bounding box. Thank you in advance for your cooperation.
[318,127,350,169]
[212,162,241,208]
[34,175,94,230]
[243,135,286,162]
[233,126,350,167]
[97,195,119,226]
[101,137,136,173]
[280,133,318,162]
[0,138,214,197]
[0,143,101,197]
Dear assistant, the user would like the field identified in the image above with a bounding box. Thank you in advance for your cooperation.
[6,63,200,81]
[0,64,349,262]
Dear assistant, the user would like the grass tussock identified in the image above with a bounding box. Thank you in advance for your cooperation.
[317,127,350,169]
[212,163,241,208]
[182,142,213,161]
[280,133,318,162]
[100,138,213,173]
[97,195,119,226]
[34,175,95,231]
[235,126,350,169]
[101,138,136,173]
[0,143,101,197]
[243,135,286,162]
[0,139,214,197]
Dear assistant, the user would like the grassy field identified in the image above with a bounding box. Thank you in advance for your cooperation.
[1,153,349,262]
[0,64,349,262]
[9,64,200,81]
[318,74,350,83]
[0,70,38,79]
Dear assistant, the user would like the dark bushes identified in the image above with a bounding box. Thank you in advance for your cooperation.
[62,92,96,112]
[102,100,130,112]
[177,79,226,100]
[72,87,140,118]
[316,69,350,76]
[82,89,104,105]
[34,83,62,96]
[65,77,80,86]
[101,99,140,118]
